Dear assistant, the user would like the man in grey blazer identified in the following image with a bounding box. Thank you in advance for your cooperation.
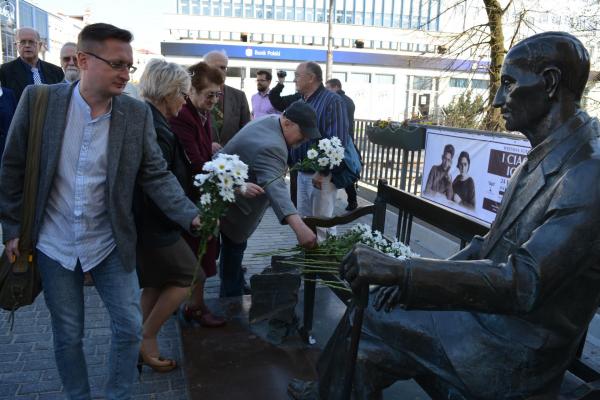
[204,50,251,147]
[219,101,318,297]
[0,24,201,399]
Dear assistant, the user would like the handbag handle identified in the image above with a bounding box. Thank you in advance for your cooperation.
[18,85,50,260]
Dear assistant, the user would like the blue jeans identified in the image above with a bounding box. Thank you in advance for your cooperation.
[218,233,247,297]
[38,249,142,400]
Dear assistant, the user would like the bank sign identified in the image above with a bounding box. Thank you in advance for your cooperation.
[161,42,488,73]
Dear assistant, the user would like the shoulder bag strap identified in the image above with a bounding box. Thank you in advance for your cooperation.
[19,85,50,257]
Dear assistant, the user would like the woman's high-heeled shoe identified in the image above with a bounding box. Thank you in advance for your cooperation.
[183,306,227,328]
[138,351,177,373]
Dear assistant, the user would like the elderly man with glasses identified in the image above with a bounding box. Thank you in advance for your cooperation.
[0,27,64,102]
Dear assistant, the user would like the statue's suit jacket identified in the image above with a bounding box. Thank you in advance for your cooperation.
[0,83,198,272]
[363,112,600,398]
[219,115,297,244]
[211,84,251,146]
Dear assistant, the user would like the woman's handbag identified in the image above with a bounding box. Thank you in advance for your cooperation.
[0,86,49,314]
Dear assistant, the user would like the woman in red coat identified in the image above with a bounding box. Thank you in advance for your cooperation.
[169,62,225,326]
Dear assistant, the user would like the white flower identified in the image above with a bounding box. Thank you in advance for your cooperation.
[218,174,234,189]
[330,137,342,147]
[318,157,329,167]
[307,149,319,160]
[200,193,212,206]
[194,173,210,187]
[318,139,332,151]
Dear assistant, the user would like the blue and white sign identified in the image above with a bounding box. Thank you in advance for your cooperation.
[161,42,489,73]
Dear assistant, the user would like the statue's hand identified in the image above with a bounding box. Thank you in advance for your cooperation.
[373,286,403,312]
[340,243,405,292]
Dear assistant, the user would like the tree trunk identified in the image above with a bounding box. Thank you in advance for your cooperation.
[326,0,334,81]
[482,0,506,131]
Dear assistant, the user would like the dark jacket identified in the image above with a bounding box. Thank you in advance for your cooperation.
[134,102,193,247]
[0,58,64,102]
[0,87,16,158]
[268,82,302,112]
[337,90,355,139]
[210,84,251,146]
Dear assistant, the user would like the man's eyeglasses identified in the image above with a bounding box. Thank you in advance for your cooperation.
[82,51,137,74]
[218,66,228,72]
[62,56,77,64]
[15,40,38,47]
[204,91,223,99]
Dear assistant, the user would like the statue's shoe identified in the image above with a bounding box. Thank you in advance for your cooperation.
[287,379,319,400]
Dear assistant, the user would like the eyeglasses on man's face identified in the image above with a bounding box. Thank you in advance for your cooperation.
[15,39,39,47]
[203,91,223,99]
[82,51,137,74]
[62,56,77,64]
[217,65,228,72]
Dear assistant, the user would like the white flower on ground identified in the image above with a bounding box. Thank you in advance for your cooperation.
[307,149,319,159]
[200,193,212,205]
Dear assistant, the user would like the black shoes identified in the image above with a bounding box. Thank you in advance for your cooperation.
[345,201,358,211]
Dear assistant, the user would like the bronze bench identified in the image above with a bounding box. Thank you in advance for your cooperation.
[301,179,600,400]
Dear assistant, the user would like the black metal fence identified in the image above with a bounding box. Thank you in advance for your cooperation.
[353,119,424,194]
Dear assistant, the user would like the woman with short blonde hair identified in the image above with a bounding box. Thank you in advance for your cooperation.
[134,58,211,372]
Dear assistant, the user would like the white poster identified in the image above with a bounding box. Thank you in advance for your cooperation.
[421,128,530,225]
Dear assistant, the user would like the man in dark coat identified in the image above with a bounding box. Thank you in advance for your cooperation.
[290,31,600,399]
[0,27,64,102]
[326,78,358,210]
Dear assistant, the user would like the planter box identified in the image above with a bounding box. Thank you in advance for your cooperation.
[366,125,426,151]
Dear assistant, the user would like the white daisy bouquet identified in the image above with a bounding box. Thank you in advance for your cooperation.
[190,153,249,291]
[257,224,417,291]
[263,137,345,188]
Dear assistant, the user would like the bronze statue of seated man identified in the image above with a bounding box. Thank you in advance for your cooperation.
[289,31,600,399]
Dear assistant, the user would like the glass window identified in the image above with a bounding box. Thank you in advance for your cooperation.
[212,2,222,15]
[306,8,314,21]
[245,3,253,17]
[190,0,200,14]
[201,0,209,14]
[332,72,347,82]
[224,2,232,16]
[349,73,371,83]
[234,0,243,16]
[227,67,243,78]
[413,76,433,90]
[179,0,189,14]
[265,4,273,18]
[374,74,395,84]
[471,79,489,90]
[449,78,467,88]
[19,2,33,27]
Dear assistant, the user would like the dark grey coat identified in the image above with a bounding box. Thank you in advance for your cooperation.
[0,83,198,272]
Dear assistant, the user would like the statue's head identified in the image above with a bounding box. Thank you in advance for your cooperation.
[493,32,590,133]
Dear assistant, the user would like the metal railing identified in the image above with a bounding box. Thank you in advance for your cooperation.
[353,119,424,194]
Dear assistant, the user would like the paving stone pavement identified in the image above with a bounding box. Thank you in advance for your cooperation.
[0,187,459,399]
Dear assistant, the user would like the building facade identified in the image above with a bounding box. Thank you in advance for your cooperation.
[0,0,83,66]
[163,0,493,121]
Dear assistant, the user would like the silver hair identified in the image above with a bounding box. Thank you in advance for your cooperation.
[203,50,228,64]
[16,27,41,41]
[139,58,191,103]
[60,42,77,55]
